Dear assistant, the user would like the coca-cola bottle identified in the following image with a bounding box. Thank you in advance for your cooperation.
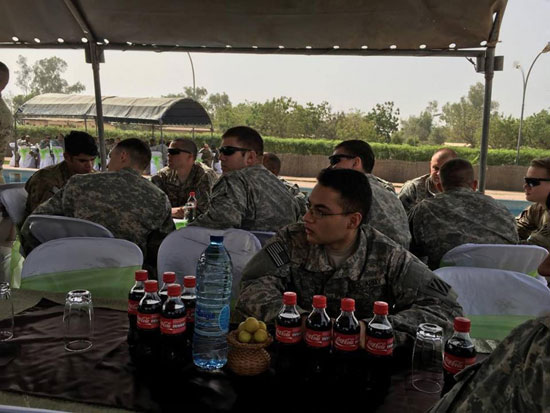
[184,192,198,222]
[305,295,332,376]
[160,284,187,367]
[181,275,196,348]
[128,270,148,355]
[365,301,394,400]
[136,280,162,364]
[442,317,476,396]
[332,298,361,382]
[159,272,176,303]
[275,291,303,376]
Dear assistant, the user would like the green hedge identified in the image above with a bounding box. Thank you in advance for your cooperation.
[14,125,550,166]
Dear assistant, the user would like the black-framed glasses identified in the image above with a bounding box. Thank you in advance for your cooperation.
[305,201,353,219]
[524,177,550,188]
[328,154,356,166]
[168,148,192,156]
[219,146,251,156]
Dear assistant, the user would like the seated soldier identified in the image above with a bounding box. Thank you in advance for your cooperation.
[236,168,462,353]
[20,138,175,271]
[190,126,301,232]
[151,138,217,218]
[329,139,411,248]
[199,143,214,168]
[399,147,457,213]
[429,315,550,413]
[409,158,519,269]
[23,130,98,224]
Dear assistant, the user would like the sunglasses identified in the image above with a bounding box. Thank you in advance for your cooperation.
[328,154,356,166]
[219,146,251,156]
[168,148,192,155]
[524,177,550,188]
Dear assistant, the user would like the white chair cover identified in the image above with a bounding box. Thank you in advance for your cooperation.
[18,146,36,168]
[38,147,54,169]
[0,404,65,413]
[250,231,276,246]
[440,243,548,275]
[51,146,64,164]
[213,161,222,174]
[8,142,16,167]
[150,151,162,176]
[157,226,262,299]
[0,187,28,226]
[434,266,550,316]
[27,215,114,244]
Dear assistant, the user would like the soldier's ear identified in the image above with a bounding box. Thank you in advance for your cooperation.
[348,212,362,229]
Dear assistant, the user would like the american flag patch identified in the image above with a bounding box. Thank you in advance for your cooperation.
[265,242,290,268]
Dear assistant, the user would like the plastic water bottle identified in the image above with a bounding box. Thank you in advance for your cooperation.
[192,235,233,370]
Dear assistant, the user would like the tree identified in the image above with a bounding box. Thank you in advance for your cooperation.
[523,109,550,149]
[367,102,400,143]
[489,114,519,149]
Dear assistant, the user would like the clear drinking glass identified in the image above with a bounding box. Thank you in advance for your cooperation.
[0,283,14,341]
[411,323,444,393]
[63,290,93,352]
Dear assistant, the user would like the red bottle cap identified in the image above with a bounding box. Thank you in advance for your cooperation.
[283,291,297,305]
[183,275,196,288]
[454,317,471,332]
[144,280,158,293]
[373,301,388,315]
[189,191,196,197]
[312,295,327,309]
[135,270,148,281]
[163,272,176,283]
[167,284,182,297]
[341,298,355,312]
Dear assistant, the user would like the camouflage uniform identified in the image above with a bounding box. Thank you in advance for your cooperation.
[20,167,175,267]
[409,187,519,269]
[516,203,550,250]
[429,316,550,413]
[399,174,438,213]
[236,223,462,351]
[190,164,301,232]
[280,177,307,217]
[199,147,213,167]
[151,162,217,214]
[372,175,396,194]
[367,174,411,248]
[0,95,12,183]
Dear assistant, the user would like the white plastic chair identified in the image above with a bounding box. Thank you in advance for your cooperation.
[51,146,64,165]
[27,214,114,244]
[157,226,262,299]
[18,146,36,168]
[434,266,550,316]
[38,147,54,169]
[0,187,28,226]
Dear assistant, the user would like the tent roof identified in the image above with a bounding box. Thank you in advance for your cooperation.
[0,0,507,56]
[16,93,212,126]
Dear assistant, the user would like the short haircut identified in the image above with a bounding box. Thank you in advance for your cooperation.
[440,158,475,190]
[172,138,198,159]
[433,147,458,160]
[334,140,375,173]
[64,131,98,157]
[114,138,151,170]
[263,152,281,175]
[222,126,264,155]
[0,62,9,88]
[317,168,372,225]
[530,158,550,177]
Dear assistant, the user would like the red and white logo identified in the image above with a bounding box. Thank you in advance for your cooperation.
[160,316,186,335]
[443,352,476,374]
[128,300,139,315]
[276,326,302,344]
[366,336,393,356]
[305,329,331,348]
[334,332,359,351]
[137,312,160,330]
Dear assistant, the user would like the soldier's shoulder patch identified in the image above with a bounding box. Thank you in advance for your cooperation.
[428,277,451,296]
[265,241,290,268]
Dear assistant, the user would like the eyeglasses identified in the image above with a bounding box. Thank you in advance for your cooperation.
[328,154,356,166]
[168,148,192,156]
[524,177,550,188]
[219,146,251,156]
[305,201,353,219]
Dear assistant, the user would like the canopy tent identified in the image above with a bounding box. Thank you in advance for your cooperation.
[0,0,508,185]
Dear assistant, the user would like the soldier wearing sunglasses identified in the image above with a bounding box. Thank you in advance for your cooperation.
[189,126,301,231]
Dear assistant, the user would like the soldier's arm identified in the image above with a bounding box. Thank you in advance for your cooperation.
[516,206,538,241]
[398,181,416,213]
[407,203,427,259]
[195,173,214,215]
[146,197,176,267]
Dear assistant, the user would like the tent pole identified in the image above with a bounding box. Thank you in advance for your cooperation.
[89,43,107,171]
[160,123,164,145]
[478,47,495,193]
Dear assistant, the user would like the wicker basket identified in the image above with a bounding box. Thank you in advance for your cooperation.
[227,329,273,376]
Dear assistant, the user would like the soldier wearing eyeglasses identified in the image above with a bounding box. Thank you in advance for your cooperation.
[236,168,462,354]
[189,126,302,232]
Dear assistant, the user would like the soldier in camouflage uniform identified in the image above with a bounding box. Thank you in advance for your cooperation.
[429,315,550,413]
[151,138,217,218]
[20,138,174,270]
[236,168,462,352]
[190,126,301,231]
[329,139,411,248]
[399,147,457,213]
[0,63,12,184]
[23,131,98,224]
[199,143,214,167]
[409,159,518,269]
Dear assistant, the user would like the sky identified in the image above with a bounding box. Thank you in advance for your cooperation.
[2,0,550,121]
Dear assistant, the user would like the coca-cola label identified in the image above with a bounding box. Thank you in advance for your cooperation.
[160,316,186,335]
[137,312,160,330]
[276,325,302,344]
[366,336,393,356]
[443,352,476,374]
[333,332,359,351]
[305,329,331,348]
[186,308,195,323]
[128,300,139,315]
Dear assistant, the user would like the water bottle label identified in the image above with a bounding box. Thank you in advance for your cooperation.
[137,312,160,330]
[128,300,139,315]
[334,332,360,351]
[276,325,302,344]
[443,352,476,374]
[365,336,393,356]
[160,316,186,335]
[305,329,331,348]
[218,305,230,332]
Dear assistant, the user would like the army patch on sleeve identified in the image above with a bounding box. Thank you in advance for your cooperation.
[265,241,290,268]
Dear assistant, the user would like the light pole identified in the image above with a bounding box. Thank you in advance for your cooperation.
[186,52,196,98]
[514,42,550,165]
